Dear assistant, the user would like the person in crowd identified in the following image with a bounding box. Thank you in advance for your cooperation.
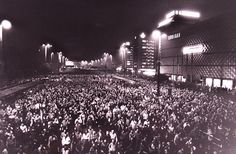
[0,74,235,153]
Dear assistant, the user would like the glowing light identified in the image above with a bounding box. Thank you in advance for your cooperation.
[119,42,129,59]
[177,76,186,82]
[165,10,176,18]
[213,79,221,88]
[138,69,156,76]
[182,44,203,55]
[161,33,167,38]
[152,30,160,40]
[42,43,52,48]
[46,44,52,48]
[125,42,130,46]
[222,80,233,90]
[177,76,182,81]
[167,33,180,40]
[65,61,74,66]
[143,70,156,76]
[159,10,200,28]
[1,20,12,29]
[58,52,62,63]
[140,32,146,39]
[179,10,200,18]
[158,17,173,28]
[51,52,54,61]
[171,75,176,81]
[206,78,213,87]
[116,66,122,72]
[165,10,200,19]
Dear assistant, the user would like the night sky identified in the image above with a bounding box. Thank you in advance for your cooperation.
[0,0,236,62]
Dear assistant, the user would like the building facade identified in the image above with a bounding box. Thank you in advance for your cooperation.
[132,36,155,73]
[125,44,134,69]
[159,11,236,89]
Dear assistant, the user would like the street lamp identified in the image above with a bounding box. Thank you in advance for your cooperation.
[1,20,12,29]
[0,20,12,75]
[0,20,12,42]
[51,52,54,62]
[42,43,52,62]
[152,30,160,40]
[120,43,128,77]
[140,32,146,39]
[103,52,108,76]
[152,30,161,96]
[125,42,130,46]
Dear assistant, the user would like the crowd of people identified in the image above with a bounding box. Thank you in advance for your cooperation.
[0,76,44,91]
[0,74,236,154]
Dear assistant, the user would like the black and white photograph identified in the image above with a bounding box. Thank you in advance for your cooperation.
[0,0,236,153]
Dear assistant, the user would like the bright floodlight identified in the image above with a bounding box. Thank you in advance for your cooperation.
[46,43,52,48]
[1,20,12,29]
[179,10,200,18]
[182,44,203,55]
[165,10,176,18]
[158,17,173,28]
[165,10,200,19]
[65,61,74,66]
[161,33,167,38]
[42,43,52,47]
[152,30,160,40]
[125,42,130,46]
[121,42,126,47]
[140,32,146,39]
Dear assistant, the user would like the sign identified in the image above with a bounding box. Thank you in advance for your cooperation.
[168,33,180,40]
[182,44,204,55]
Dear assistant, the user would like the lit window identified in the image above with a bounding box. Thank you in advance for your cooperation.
[206,78,213,87]
[182,44,204,55]
[222,79,233,90]
[213,79,221,88]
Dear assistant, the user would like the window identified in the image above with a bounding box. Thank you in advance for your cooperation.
[222,79,233,90]
[213,79,221,87]
[206,78,213,87]
[171,75,176,81]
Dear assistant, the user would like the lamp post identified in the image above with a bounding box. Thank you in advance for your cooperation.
[123,45,126,77]
[0,20,12,75]
[104,52,108,77]
[152,30,161,96]
[120,43,126,77]
[42,43,52,62]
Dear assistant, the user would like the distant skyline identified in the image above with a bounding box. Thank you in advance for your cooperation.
[0,0,235,62]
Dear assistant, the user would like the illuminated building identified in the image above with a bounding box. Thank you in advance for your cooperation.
[133,35,155,71]
[125,44,134,69]
[140,39,155,69]
[158,10,236,89]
